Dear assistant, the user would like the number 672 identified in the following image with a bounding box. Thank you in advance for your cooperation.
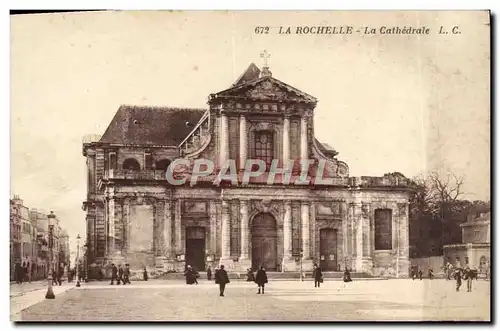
[255,27,270,34]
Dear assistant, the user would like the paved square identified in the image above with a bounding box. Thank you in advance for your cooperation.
[13,279,490,321]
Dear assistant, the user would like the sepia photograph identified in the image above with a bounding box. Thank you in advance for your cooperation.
[9,10,491,322]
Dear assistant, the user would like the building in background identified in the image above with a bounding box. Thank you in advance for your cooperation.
[59,229,71,269]
[30,209,49,280]
[9,195,70,281]
[443,212,491,274]
[10,197,23,280]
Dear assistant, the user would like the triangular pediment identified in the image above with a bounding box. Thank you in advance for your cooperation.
[210,76,317,104]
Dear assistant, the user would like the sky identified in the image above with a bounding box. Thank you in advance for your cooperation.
[10,11,490,252]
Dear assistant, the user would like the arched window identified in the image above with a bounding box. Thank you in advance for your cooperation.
[253,131,274,169]
[122,158,140,171]
[374,209,392,250]
[155,159,172,171]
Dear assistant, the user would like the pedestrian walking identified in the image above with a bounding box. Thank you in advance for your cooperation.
[206,266,212,281]
[255,266,268,294]
[214,264,230,297]
[454,268,462,292]
[123,264,131,284]
[464,267,474,292]
[110,263,118,285]
[418,268,423,281]
[214,267,219,283]
[184,265,197,285]
[118,265,124,285]
[22,262,28,283]
[15,263,22,284]
[343,267,352,283]
[312,263,323,288]
[57,265,64,285]
[428,267,434,280]
[246,268,255,282]
[143,267,149,281]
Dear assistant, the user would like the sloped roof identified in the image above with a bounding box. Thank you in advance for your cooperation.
[99,105,206,146]
[232,63,261,87]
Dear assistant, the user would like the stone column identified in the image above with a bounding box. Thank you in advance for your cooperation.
[354,201,373,274]
[209,200,217,256]
[123,199,130,254]
[397,202,410,278]
[283,115,290,166]
[174,199,182,253]
[301,201,313,270]
[353,202,363,271]
[220,200,232,267]
[282,200,295,271]
[239,115,247,170]
[300,115,308,162]
[239,200,250,269]
[220,113,229,168]
[107,190,116,256]
[162,200,173,271]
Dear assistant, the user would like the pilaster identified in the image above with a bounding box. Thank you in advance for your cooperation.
[238,200,251,270]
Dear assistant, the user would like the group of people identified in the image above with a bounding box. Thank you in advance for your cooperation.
[453,267,476,292]
[411,266,434,280]
[109,263,132,285]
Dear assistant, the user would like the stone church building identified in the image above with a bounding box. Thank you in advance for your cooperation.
[82,59,414,277]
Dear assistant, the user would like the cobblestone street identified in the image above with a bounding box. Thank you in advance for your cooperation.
[12,279,490,322]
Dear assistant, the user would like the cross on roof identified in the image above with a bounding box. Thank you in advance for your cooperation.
[260,50,271,68]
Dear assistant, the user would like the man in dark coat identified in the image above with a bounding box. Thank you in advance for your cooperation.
[454,268,463,292]
[123,264,131,284]
[255,266,268,294]
[206,266,212,281]
[143,267,149,281]
[428,267,434,280]
[110,263,118,285]
[418,268,423,281]
[57,265,64,285]
[343,267,352,282]
[117,265,124,285]
[312,263,323,288]
[184,265,196,285]
[215,264,230,297]
[246,268,255,282]
[464,267,474,292]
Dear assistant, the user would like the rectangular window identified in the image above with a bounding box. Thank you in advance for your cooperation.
[145,153,153,170]
[253,131,274,169]
[109,152,117,170]
[374,209,392,250]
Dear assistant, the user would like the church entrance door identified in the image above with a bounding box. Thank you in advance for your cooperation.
[320,228,338,271]
[251,213,277,271]
[185,227,206,272]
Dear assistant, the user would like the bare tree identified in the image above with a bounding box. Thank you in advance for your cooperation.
[427,171,466,204]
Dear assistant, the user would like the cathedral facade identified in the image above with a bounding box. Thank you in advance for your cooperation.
[82,61,413,277]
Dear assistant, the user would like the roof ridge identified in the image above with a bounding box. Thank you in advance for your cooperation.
[119,104,207,111]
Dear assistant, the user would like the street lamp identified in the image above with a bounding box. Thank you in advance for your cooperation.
[82,243,88,282]
[45,211,56,299]
[299,249,304,282]
[76,234,81,287]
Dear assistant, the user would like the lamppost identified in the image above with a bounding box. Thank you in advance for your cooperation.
[45,211,55,299]
[83,243,88,282]
[299,249,304,282]
[76,234,81,287]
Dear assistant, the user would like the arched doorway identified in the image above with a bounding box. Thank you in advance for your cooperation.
[123,158,140,171]
[251,213,278,271]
